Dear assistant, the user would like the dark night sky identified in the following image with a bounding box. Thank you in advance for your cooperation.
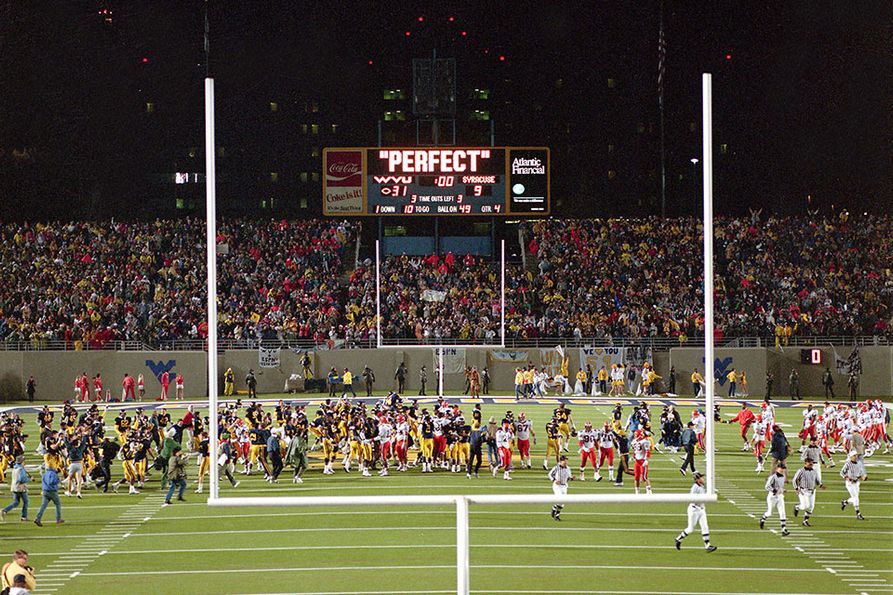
[0,1,891,218]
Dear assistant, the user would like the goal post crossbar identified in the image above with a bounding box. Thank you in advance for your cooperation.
[207,493,718,508]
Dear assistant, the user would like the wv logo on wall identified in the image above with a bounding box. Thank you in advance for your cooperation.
[702,356,733,386]
[145,360,176,384]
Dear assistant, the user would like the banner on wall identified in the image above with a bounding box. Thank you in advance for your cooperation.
[489,350,528,363]
[421,289,447,302]
[580,347,625,371]
[259,347,281,368]
[540,348,566,377]
[435,348,466,374]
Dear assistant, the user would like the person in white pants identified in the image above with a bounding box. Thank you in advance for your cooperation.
[760,463,789,536]
[548,455,573,521]
[840,450,867,520]
[792,458,823,526]
[675,472,717,551]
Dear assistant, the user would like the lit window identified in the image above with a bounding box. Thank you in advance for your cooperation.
[331,124,338,134]
[270,172,279,183]
[269,102,279,112]
[311,124,319,135]
[608,170,617,180]
[188,148,196,159]
[720,143,729,155]
[302,124,308,135]
[395,111,407,121]
[145,102,155,113]
[311,147,320,158]
[608,143,615,154]
[217,146,225,158]
[607,78,616,89]
[311,172,319,182]
[300,197,308,209]
[300,172,308,183]
[470,110,490,121]
[311,101,319,113]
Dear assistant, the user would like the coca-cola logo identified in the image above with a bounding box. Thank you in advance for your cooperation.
[325,150,363,187]
[328,162,360,174]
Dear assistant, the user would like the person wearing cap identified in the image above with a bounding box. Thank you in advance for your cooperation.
[760,462,789,536]
[548,455,573,521]
[840,450,867,520]
[675,472,716,552]
[792,458,824,527]
[162,446,188,506]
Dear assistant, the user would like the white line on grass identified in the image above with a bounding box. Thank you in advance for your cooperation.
[71,564,856,578]
[19,543,893,557]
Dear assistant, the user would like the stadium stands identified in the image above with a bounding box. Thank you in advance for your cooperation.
[1,214,891,347]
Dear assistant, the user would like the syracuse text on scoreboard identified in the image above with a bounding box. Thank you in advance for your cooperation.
[322,147,549,216]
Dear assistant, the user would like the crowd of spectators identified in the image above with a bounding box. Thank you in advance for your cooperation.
[0,219,356,348]
[0,213,891,348]
[520,213,893,340]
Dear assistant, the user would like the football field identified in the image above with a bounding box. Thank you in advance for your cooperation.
[5,398,892,595]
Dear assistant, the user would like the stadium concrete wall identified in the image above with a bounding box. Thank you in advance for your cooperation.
[669,346,892,399]
[0,347,888,402]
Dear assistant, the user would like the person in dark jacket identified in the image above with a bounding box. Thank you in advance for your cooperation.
[769,425,790,467]
[680,422,697,475]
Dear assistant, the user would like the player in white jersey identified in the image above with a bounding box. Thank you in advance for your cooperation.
[752,415,768,473]
[760,463,789,536]
[595,421,617,482]
[577,422,597,481]
[377,418,393,476]
[674,472,716,552]
[394,416,410,471]
[761,401,776,440]
[494,421,514,480]
[631,430,652,494]
[691,410,706,451]
[515,412,535,469]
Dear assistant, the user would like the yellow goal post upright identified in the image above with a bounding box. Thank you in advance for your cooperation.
[204,74,719,595]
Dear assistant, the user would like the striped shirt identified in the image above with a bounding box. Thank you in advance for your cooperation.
[548,465,573,487]
[764,473,786,495]
[792,467,821,491]
[800,445,822,463]
[840,459,866,482]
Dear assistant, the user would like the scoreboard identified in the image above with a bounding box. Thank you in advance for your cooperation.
[323,147,549,216]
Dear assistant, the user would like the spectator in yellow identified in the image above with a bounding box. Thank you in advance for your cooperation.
[341,368,356,398]
[726,368,737,397]
[691,368,704,397]
[223,368,234,397]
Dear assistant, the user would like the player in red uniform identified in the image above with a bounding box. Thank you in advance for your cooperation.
[724,404,756,450]
[631,429,652,494]
[577,422,597,481]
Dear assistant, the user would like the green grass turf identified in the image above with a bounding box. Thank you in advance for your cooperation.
[4,400,891,595]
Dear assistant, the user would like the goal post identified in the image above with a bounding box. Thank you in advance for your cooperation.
[204,74,719,595]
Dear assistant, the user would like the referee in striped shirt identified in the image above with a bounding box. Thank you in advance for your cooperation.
[840,451,867,520]
[548,455,574,521]
[792,458,823,526]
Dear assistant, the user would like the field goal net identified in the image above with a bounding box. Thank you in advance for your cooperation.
[203,75,720,595]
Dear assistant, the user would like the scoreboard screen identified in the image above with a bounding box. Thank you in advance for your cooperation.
[323,147,549,216]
